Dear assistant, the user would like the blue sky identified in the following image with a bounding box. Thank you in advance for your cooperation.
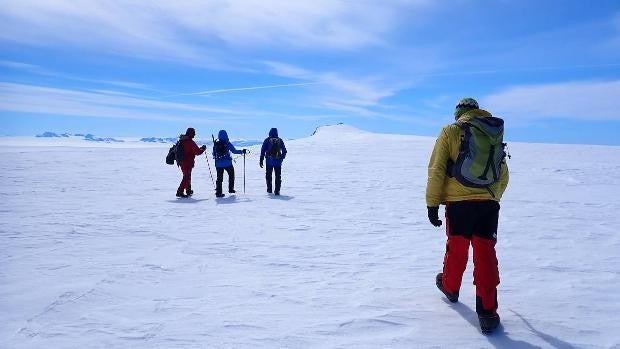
[1,0,619,144]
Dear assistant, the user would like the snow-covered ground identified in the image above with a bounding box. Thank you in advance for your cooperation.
[1,124,619,348]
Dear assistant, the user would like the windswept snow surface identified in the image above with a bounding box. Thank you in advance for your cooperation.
[1,124,619,348]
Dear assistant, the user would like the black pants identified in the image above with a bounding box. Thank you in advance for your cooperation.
[216,166,235,195]
[265,165,281,193]
[446,200,500,241]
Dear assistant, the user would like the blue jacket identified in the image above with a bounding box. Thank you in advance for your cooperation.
[260,128,287,167]
[213,130,244,168]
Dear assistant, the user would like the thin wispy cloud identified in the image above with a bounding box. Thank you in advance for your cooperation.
[0,82,241,123]
[0,59,55,76]
[483,80,620,121]
[0,60,42,71]
[264,61,407,114]
[0,0,430,67]
[418,63,620,79]
[0,81,345,125]
[1,60,167,93]
[169,82,323,97]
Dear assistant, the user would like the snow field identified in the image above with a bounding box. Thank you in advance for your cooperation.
[1,125,619,348]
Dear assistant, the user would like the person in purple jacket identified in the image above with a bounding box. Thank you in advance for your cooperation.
[259,128,287,195]
[213,130,247,198]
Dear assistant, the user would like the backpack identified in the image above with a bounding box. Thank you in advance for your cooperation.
[448,116,506,194]
[166,140,184,165]
[266,137,282,159]
[214,139,228,159]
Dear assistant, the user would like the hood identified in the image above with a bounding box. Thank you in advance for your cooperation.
[457,109,492,123]
[458,109,503,142]
[269,128,278,138]
[218,130,229,141]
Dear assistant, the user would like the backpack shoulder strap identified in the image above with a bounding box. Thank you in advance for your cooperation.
[454,121,471,152]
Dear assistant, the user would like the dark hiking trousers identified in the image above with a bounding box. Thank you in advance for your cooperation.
[441,200,500,315]
[265,165,281,193]
[216,166,235,195]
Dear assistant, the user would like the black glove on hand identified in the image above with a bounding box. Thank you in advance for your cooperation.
[427,206,442,227]
[242,149,247,154]
[200,145,207,151]
[259,156,264,168]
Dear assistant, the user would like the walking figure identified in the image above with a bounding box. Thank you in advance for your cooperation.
[426,98,509,334]
[175,127,207,198]
[259,128,287,195]
[212,130,247,198]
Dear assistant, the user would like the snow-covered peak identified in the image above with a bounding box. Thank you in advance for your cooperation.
[36,132,71,138]
[310,123,368,137]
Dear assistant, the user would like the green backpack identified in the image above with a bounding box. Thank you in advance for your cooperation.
[448,116,507,195]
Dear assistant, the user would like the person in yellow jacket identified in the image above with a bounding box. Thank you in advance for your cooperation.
[426,97,509,334]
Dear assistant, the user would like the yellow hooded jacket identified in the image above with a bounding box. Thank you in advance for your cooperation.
[426,109,509,207]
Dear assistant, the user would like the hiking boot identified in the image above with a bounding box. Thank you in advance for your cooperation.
[229,189,236,194]
[186,188,194,196]
[436,273,459,303]
[478,313,500,334]
[176,191,188,198]
[275,180,281,194]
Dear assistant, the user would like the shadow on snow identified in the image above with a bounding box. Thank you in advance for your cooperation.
[441,299,573,349]
[166,198,210,203]
[510,310,577,349]
[215,195,253,204]
[268,194,294,201]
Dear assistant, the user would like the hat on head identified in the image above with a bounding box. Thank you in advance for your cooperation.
[185,127,196,137]
[454,97,479,119]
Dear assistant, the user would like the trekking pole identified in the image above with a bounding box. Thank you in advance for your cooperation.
[243,151,246,193]
[205,153,215,189]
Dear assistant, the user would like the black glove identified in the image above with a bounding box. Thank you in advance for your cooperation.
[427,206,442,227]
[242,149,247,154]
[200,145,207,151]
[259,156,264,168]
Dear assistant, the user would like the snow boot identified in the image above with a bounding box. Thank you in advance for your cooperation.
[229,189,236,194]
[436,273,459,303]
[275,179,281,195]
[215,193,225,198]
[186,188,194,196]
[478,313,500,334]
[176,190,188,198]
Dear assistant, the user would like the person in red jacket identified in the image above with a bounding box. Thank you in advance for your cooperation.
[176,127,207,198]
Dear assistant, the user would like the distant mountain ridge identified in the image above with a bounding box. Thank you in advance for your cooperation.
[34,132,262,146]
[33,124,365,145]
[36,132,124,143]
[140,137,178,143]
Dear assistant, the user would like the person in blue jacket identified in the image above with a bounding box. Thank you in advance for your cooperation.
[259,128,287,195]
[213,130,247,198]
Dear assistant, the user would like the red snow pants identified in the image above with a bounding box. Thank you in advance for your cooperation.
[441,200,500,315]
[178,164,193,193]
